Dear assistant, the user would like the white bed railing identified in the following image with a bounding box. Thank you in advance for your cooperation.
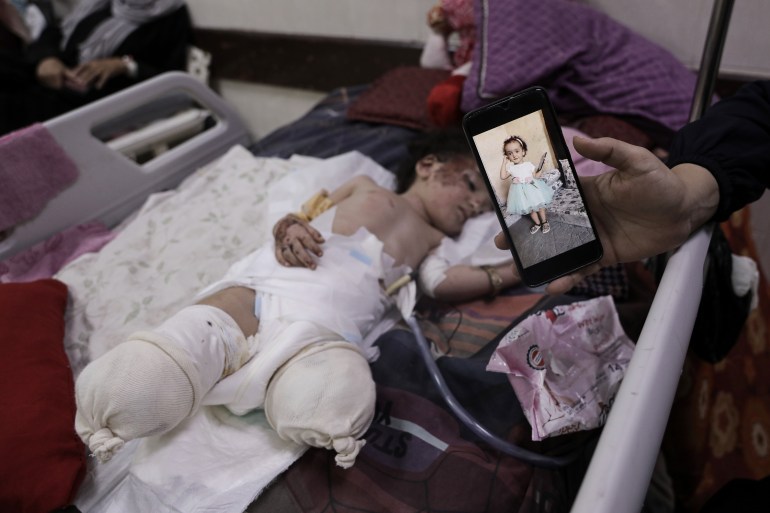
[570,226,713,512]
[0,72,251,261]
[570,1,734,510]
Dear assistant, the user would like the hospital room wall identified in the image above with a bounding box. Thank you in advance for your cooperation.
[185,0,435,139]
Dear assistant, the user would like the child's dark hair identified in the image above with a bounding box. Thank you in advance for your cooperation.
[502,135,528,154]
[394,129,473,193]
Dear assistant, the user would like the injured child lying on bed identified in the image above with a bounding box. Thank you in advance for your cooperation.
[74,130,520,470]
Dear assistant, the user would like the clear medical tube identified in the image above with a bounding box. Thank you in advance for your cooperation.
[405,315,584,469]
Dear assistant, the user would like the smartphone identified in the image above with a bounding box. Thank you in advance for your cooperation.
[462,86,603,287]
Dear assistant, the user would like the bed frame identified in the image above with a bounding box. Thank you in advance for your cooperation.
[0,73,250,261]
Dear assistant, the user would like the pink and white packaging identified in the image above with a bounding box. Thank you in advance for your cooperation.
[486,295,634,441]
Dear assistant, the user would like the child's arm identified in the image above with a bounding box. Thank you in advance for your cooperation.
[327,174,376,204]
[273,175,377,268]
[499,158,508,180]
[432,263,519,302]
[418,252,520,302]
[533,152,548,178]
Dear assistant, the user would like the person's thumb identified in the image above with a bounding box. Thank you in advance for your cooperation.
[573,136,638,172]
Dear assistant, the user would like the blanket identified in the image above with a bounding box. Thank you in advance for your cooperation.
[462,0,697,143]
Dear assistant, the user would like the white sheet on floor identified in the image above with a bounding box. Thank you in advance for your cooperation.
[60,146,510,513]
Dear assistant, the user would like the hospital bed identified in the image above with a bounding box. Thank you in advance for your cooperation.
[0,0,757,512]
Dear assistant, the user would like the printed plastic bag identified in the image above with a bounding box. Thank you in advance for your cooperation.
[487,295,634,441]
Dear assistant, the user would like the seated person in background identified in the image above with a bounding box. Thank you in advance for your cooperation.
[74,130,520,469]
[0,0,192,136]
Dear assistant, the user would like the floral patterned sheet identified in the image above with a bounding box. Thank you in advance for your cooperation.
[55,145,507,378]
[56,145,301,377]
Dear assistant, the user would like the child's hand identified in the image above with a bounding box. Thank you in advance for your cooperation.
[273,214,325,269]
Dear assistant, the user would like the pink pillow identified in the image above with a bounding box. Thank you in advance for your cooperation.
[0,279,86,512]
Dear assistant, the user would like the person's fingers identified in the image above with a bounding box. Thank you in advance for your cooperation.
[95,70,110,89]
[275,245,290,266]
[299,233,323,257]
[494,231,509,250]
[291,240,317,269]
[73,65,95,84]
[304,225,325,244]
[573,136,640,171]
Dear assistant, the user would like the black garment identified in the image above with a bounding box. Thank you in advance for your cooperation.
[667,81,770,222]
[699,476,770,513]
[0,4,192,135]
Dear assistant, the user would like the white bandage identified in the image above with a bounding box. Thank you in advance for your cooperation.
[264,341,375,469]
[417,252,451,298]
[75,305,251,462]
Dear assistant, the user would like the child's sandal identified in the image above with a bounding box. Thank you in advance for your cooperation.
[542,222,551,234]
[530,223,541,234]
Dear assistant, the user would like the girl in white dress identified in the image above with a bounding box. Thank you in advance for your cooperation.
[499,135,554,234]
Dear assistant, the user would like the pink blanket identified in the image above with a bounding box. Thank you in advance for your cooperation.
[0,123,79,231]
[0,221,115,283]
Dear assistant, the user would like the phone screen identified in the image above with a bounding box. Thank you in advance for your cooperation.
[463,87,602,287]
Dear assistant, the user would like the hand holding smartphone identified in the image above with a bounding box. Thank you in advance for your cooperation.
[462,86,602,287]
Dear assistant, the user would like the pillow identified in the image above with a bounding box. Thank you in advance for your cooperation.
[461,0,697,141]
[347,66,451,130]
[0,279,86,513]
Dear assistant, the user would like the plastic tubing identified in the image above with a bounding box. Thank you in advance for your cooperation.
[405,315,581,469]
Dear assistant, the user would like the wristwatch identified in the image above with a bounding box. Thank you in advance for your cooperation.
[480,265,504,298]
[121,55,138,78]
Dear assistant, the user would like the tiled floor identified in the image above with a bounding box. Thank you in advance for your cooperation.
[509,217,596,268]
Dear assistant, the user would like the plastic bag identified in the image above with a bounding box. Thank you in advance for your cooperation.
[487,295,634,441]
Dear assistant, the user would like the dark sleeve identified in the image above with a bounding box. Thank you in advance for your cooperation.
[114,5,192,81]
[667,81,770,222]
[23,7,64,66]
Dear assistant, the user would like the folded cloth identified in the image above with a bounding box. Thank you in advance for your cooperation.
[0,220,115,283]
[0,123,79,232]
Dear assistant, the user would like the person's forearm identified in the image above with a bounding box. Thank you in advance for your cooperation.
[670,163,720,234]
[432,263,519,302]
[668,81,770,221]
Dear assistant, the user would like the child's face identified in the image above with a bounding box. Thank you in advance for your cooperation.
[422,155,492,237]
[504,141,525,164]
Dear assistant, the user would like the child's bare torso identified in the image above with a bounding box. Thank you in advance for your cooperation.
[330,184,443,270]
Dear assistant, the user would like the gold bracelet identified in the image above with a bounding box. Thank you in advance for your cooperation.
[296,190,334,222]
[480,265,504,298]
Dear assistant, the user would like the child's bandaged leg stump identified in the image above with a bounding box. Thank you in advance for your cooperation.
[75,305,251,462]
[264,341,376,469]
